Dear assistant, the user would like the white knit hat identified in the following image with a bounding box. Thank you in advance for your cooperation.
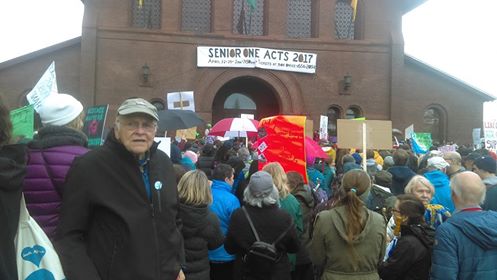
[38,93,84,126]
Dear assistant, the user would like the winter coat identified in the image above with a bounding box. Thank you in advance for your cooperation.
[208,179,240,262]
[387,166,416,195]
[424,170,455,212]
[197,155,215,179]
[379,224,435,280]
[280,193,304,269]
[482,176,497,211]
[291,184,315,265]
[179,203,224,280]
[54,130,184,280]
[307,167,325,191]
[224,204,300,280]
[0,144,26,280]
[22,126,88,239]
[431,209,497,280]
[310,205,386,280]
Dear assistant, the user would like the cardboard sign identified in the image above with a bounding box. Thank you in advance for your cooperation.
[10,105,34,139]
[337,119,393,150]
[176,127,197,140]
[26,61,58,112]
[82,105,109,147]
[305,119,313,138]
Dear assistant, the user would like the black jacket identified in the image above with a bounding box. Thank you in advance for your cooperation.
[292,184,315,265]
[225,204,300,280]
[54,131,185,280]
[0,144,26,280]
[196,155,215,179]
[388,166,416,195]
[179,203,224,280]
[379,224,435,280]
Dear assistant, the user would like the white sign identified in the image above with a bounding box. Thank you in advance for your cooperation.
[438,144,457,154]
[26,61,58,112]
[154,137,171,157]
[197,46,317,74]
[483,101,497,150]
[473,128,481,148]
[240,113,254,120]
[319,115,328,140]
[405,124,414,139]
[167,91,195,111]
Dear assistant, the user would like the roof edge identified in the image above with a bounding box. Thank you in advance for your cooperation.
[0,37,81,71]
[404,55,495,101]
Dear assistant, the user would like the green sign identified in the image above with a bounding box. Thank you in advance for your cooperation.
[10,105,34,139]
[82,105,108,147]
[415,132,432,150]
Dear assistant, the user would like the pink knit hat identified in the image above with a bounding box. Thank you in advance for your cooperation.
[183,150,198,164]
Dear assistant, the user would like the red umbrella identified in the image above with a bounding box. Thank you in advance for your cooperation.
[305,136,328,163]
[209,118,259,137]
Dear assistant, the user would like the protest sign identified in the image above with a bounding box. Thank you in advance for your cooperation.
[26,61,58,112]
[483,101,497,150]
[154,137,171,157]
[319,115,328,140]
[167,91,195,111]
[337,119,392,150]
[82,105,108,147]
[10,105,34,139]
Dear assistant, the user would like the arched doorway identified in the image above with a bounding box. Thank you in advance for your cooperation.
[212,76,280,123]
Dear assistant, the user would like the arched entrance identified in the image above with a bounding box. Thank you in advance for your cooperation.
[212,76,280,123]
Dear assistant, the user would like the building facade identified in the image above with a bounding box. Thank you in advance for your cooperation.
[0,0,492,145]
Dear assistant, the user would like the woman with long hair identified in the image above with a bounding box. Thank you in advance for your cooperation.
[310,169,386,279]
[379,194,435,280]
[262,163,304,273]
[177,170,224,280]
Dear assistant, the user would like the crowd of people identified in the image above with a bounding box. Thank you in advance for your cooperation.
[1,94,497,280]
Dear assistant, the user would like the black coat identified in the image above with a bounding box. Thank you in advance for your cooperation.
[379,224,435,280]
[225,204,300,280]
[179,203,224,280]
[54,131,185,280]
[0,144,26,280]
[196,155,215,179]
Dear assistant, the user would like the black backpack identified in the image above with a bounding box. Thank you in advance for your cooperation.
[241,207,293,278]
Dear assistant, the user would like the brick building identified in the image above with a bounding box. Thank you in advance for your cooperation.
[0,0,493,145]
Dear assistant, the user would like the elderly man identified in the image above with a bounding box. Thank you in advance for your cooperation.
[431,171,497,279]
[55,98,185,280]
[443,151,465,178]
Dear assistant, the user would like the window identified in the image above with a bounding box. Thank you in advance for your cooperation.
[131,0,161,29]
[345,106,362,119]
[335,0,355,39]
[224,93,256,110]
[181,0,211,33]
[233,0,265,36]
[327,105,342,137]
[287,0,312,38]
[423,106,446,145]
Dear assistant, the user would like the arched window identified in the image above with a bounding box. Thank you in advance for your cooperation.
[423,106,446,145]
[327,105,342,137]
[233,0,265,35]
[150,99,165,111]
[224,93,256,110]
[287,0,312,38]
[345,106,362,119]
[335,0,355,39]
[131,0,161,29]
[181,0,211,33]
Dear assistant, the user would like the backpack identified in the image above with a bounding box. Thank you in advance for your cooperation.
[241,207,293,278]
[367,184,394,220]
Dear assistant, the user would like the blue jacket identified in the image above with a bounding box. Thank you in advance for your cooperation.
[388,166,415,195]
[431,210,497,280]
[208,180,240,262]
[424,170,455,213]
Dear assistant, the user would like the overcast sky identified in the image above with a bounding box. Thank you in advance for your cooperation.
[0,0,495,97]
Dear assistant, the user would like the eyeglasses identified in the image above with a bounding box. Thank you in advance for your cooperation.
[119,120,157,132]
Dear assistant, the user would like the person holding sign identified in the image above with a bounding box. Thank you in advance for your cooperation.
[0,98,27,280]
[22,93,89,240]
[54,98,185,280]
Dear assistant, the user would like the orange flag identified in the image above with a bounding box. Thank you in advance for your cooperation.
[351,0,358,21]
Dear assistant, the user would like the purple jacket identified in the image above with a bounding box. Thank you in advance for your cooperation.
[22,126,88,239]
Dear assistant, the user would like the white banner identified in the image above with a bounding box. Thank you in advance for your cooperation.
[484,101,497,150]
[26,61,58,112]
[197,46,317,74]
[319,115,328,140]
[167,91,195,111]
